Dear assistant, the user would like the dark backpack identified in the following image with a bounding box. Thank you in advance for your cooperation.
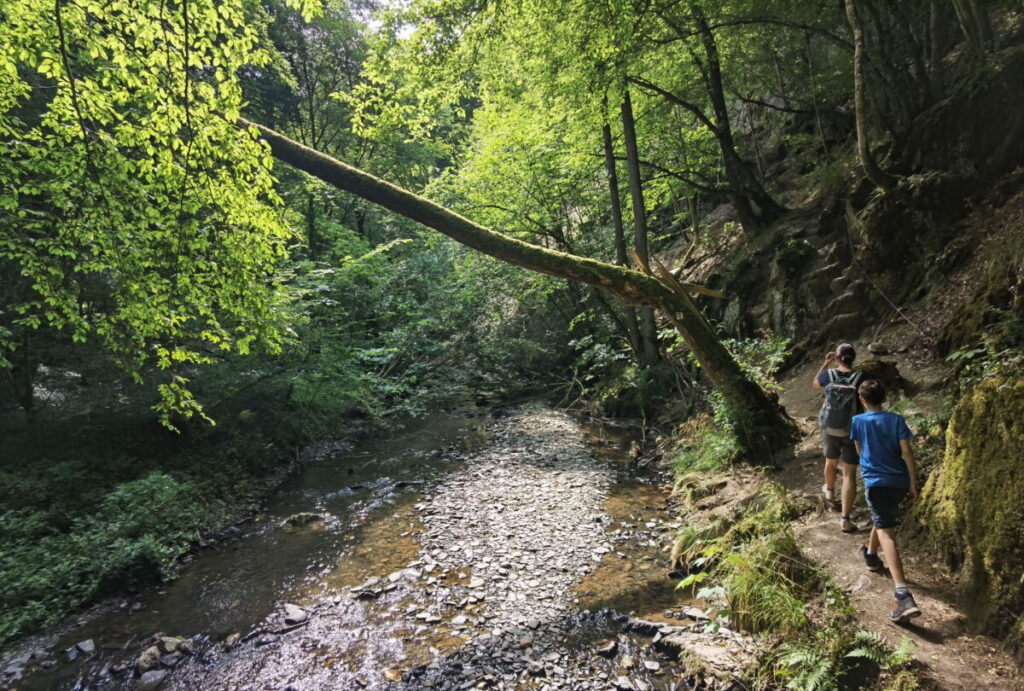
[818,369,862,436]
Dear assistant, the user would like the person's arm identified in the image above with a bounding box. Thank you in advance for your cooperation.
[900,439,918,501]
[812,352,837,389]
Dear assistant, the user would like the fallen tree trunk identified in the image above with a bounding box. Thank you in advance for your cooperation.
[241,119,795,455]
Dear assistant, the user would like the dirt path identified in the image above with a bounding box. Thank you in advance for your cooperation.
[776,353,1022,690]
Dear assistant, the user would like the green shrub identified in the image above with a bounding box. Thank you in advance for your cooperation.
[0,472,219,644]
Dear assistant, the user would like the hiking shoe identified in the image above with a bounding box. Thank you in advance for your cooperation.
[841,516,858,533]
[859,544,883,572]
[822,484,838,503]
[891,591,922,624]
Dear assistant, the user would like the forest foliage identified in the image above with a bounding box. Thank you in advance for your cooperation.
[1,0,1018,648]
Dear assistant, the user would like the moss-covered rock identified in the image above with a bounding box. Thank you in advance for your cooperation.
[908,377,1024,645]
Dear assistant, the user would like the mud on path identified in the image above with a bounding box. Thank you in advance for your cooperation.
[777,354,1022,690]
[4,406,702,691]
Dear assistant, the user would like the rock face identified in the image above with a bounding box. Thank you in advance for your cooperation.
[909,377,1024,640]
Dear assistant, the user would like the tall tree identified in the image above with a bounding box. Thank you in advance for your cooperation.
[620,91,661,367]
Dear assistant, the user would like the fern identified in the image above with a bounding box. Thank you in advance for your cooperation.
[779,643,838,691]
[845,630,916,669]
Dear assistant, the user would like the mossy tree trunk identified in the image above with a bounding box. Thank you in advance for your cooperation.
[243,119,795,456]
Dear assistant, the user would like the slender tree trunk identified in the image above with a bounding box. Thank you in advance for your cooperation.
[620,91,661,368]
[305,193,319,259]
[804,32,830,155]
[602,119,643,358]
[844,0,899,192]
[689,2,785,226]
[242,119,795,454]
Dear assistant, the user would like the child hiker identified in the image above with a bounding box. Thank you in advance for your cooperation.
[812,343,862,532]
[849,379,922,623]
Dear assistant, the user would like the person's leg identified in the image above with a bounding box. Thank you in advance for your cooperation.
[824,457,838,494]
[840,461,857,519]
[868,525,880,552]
[876,527,905,585]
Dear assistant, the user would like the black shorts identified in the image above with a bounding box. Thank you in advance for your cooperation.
[821,432,859,465]
[865,486,909,529]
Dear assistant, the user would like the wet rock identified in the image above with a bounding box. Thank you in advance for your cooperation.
[596,638,618,657]
[619,655,637,670]
[136,646,161,674]
[137,670,167,690]
[285,512,323,527]
[223,633,240,647]
[160,652,183,668]
[283,603,307,625]
[643,660,660,672]
[526,661,546,676]
[158,637,184,654]
[75,639,96,655]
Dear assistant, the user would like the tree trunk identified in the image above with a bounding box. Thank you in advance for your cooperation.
[689,2,786,227]
[602,119,643,358]
[620,91,661,368]
[242,119,796,455]
[844,0,899,192]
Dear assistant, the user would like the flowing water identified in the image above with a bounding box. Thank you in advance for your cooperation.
[5,406,695,691]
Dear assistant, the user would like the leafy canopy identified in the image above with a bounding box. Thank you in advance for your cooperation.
[0,0,317,423]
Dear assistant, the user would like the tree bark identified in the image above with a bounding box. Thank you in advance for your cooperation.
[619,91,661,368]
[241,118,796,455]
[602,119,643,358]
[688,2,786,227]
[844,0,899,192]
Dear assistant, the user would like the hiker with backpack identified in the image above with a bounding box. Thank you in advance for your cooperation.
[811,343,862,532]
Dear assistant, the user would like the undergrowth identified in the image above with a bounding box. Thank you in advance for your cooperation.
[672,482,921,689]
[671,333,790,474]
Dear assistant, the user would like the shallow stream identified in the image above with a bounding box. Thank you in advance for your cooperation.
[6,405,696,691]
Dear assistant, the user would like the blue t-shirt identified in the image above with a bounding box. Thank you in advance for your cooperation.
[849,411,913,487]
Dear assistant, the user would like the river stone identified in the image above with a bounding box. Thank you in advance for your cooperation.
[76,639,96,654]
[137,670,167,691]
[596,638,618,657]
[283,603,307,625]
[158,637,183,654]
[136,646,161,674]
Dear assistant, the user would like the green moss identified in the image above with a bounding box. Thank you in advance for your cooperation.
[910,377,1024,642]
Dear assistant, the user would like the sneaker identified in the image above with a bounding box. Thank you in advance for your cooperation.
[891,591,922,623]
[841,516,858,533]
[822,484,837,503]
[859,544,883,572]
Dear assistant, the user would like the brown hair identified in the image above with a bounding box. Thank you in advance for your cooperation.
[836,343,856,367]
[858,379,886,406]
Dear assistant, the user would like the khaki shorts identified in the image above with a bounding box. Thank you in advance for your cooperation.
[821,432,859,465]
